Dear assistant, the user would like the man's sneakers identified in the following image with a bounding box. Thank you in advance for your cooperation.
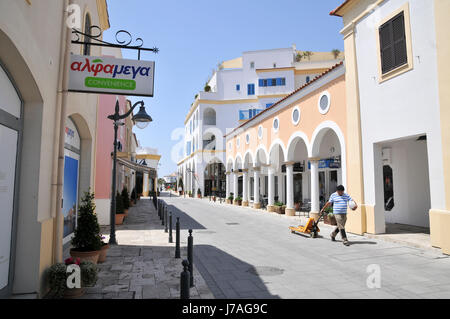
[330,234,336,242]
[343,240,350,246]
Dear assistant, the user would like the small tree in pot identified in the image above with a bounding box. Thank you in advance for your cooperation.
[197,188,202,198]
[115,191,125,225]
[70,190,102,264]
[121,187,130,216]
[235,196,243,206]
[227,193,234,204]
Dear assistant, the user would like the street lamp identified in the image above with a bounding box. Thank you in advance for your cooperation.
[108,99,152,245]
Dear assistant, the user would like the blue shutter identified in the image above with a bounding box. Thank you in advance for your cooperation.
[236,84,240,91]
[259,79,264,87]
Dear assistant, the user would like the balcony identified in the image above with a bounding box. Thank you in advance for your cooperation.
[239,109,264,121]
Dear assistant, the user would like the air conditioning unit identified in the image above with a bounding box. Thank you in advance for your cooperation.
[382,148,392,165]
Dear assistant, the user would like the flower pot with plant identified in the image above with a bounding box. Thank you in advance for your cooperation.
[323,206,337,226]
[115,191,126,225]
[46,258,98,299]
[197,188,202,198]
[70,190,102,264]
[121,187,130,217]
[235,196,242,206]
[98,235,110,263]
[274,201,283,214]
[227,194,234,204]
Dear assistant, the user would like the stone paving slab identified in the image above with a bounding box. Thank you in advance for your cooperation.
[163,193,450,299]
[63,198,213,299]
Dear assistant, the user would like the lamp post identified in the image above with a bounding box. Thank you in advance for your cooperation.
[108,99,152,245]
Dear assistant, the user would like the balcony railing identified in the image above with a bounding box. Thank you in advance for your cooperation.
[239,109,263,121]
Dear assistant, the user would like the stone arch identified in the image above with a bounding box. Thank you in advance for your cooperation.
[203,107,216,125]
[310,121,347,187]
[287,131,311,161]
[67,113,93,202]
[243,150,254,169]
[254,145,268,167]
[268,139,286,168]
[0,28,45,296]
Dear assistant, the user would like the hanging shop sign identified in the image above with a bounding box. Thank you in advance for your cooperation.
[69,55,155,97]
[308,156,341,169]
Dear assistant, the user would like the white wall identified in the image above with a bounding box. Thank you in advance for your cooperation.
[380,138,431,227]
[355,0,445,231]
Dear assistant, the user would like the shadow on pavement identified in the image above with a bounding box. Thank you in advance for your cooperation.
[194,244,280,299]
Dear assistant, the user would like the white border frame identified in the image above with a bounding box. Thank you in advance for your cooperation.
[291,106,301,126]
[318,91,331,115]
[272,116,280,133]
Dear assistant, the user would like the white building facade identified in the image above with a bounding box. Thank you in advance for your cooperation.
[178,46,343,197]
[332,0,450,254]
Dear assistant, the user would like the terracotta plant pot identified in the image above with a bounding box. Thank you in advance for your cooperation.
[236,200,242,206]
[213,196,216,202]
[115,213,125,225]
[274,206,281,214]
[70,249,100,264]
[294,203,301,211]
[63,287,85,299]
[124,208,129,217]
[324,215,338,226]
[197,194,201,198]
[98,243,110,263]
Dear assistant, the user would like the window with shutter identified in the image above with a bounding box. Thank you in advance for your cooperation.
[379,12,407,74]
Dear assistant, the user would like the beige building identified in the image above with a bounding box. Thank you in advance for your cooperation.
[0,0,109,298]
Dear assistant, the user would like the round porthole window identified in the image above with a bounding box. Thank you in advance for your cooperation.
[245,133,250,144]
[273,117,279,133]
[318,91,331,115]
[258,125,263,140]
[292,107,301,125]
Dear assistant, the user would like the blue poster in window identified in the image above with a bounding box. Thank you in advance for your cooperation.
[63,156,79,238]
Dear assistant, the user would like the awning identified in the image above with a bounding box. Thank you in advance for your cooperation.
[116,157,157,178]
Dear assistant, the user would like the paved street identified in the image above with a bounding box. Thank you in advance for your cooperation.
[162,193,450,299]
[63,199,213,299]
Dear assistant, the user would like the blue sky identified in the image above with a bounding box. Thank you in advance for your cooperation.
[103,0,345,177]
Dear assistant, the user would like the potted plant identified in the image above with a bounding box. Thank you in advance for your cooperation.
[131,188,137,205]
[197,188,202,198]
[70,190,102,264]
[227,194,234,204]
[204,84,211,92]
[188,190,193,198]
[115,191,126,225]
[274,201,283,214]
[121,187,130,216]
[46,258,98,299]
[323,206,337,226]
[235,196,242,206]
[98,235,109,263]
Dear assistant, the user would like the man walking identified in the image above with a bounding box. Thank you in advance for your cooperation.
[320,185,357,246]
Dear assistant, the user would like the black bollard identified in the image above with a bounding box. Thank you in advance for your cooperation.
[161,205,165,225]
[164,207,168,233]
[180,260,190,299]
[157,200,161,218]
[188,229,194,287]
[175,217,181,258]
[169,213,173,243]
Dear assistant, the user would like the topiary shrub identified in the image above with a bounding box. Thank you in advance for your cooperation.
[71,190,102,252]
[116,191,124,214]
[121,187,130,209]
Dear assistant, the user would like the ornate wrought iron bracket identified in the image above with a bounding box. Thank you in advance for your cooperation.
[71,26,158,60]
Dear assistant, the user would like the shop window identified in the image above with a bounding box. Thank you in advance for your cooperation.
[383,165,394,211]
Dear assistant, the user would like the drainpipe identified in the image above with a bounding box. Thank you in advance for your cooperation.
[51,0,72,263]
